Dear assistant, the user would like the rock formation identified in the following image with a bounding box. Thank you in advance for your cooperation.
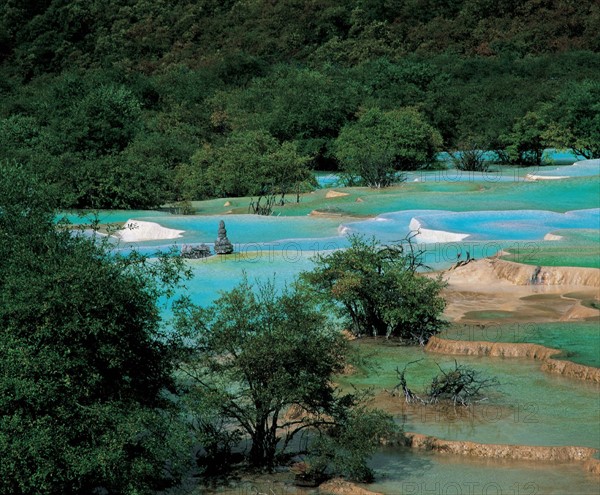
[180,243,211,259]
[425,336,600,383]
[405,432,598,461]
[214,220,234,254]
[445,258,600,287]
[318,478,384,495]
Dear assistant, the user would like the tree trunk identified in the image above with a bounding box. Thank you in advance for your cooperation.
[249,414,279,469]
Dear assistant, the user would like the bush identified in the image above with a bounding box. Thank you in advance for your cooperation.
[300,234,447,344]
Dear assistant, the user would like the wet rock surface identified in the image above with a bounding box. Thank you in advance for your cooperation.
[214,220,234,254]
[426,336,600,382]
[406,432,598,461]
[180,243,211,259]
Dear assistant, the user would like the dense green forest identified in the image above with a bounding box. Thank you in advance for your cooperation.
[1,0,599,208]
[1,3,599,493]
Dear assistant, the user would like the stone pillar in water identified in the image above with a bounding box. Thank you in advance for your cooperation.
[214,220,234,255]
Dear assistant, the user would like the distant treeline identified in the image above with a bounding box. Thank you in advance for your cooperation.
[1,0,598,208]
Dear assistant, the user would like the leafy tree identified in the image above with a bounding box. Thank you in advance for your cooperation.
[544,80,600,159]
[177,130,313,201]
[0,114,42,162]
[448,137,490,172]
[58,83,143,157]
[209,66,360,168]
[173,277,395,472]
[334,107,442,187]
[305,404,396,482]
[499,111,549,166]
[300,235,447,344]
[0,163,190,495]
[351,57,441,111]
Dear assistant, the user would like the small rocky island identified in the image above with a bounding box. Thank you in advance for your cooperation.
[180,243,211,259]
[214,220,234,255]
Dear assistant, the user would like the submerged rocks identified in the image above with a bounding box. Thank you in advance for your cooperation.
[325,190,349,198]
[180,244,211,259]
[179,220,234,258]
[214,220,234,255]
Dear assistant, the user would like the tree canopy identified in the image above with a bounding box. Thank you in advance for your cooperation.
[0,163,189,494]
[1,1,598,207]
[173,277,397,477]
[301,235,447,344]
[334,107,443,186]
[176,129,313,201]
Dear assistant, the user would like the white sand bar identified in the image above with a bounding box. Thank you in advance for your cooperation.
[409,218,470,243]
[116,220,184,242]
[525,174,569,181]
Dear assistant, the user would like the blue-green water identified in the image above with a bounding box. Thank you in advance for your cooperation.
[366,448,600,495]
[441,322,600,367]
[64,159,600,494]
[338,341,600,450]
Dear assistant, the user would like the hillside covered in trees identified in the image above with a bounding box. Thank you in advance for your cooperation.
[1,0,599,208]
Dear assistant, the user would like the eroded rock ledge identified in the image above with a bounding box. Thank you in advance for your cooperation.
[444,258,600,287]
[406,432,598,462]
[541,358,600,383]
[425,336,600,383]
[319,478,383,495]
[584,458,600,476]
[426,336,560,360]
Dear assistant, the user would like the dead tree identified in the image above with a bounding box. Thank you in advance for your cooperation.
[248,193,277,215]
[427,360,499,406]
[389,359,425,404]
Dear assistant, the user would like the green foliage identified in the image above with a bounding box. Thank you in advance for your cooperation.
[0,163,190,494]
[210,65,360,167]
[174,277,385,471]
[300,235,447,344]
[351,57,441,111]
[64,84,142,157]
[544,80,600,159]
[500,111,549,166]
[306,405,398,482]
[177,130,313,201]
[448,138,490,172]
[334,107,443,187]
[1,1,598,207]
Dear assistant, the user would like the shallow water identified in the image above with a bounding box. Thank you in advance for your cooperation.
[500,229,600,268]
[342,209,599,242]
[61,160,599,492]
[441,322,600,367]
[58,209,171,225]
[367,447,600,495]
[337,340,600,449]
[162,251,318,311]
